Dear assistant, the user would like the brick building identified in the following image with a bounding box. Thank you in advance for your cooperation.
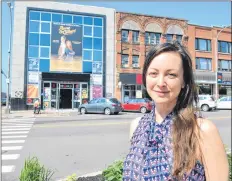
[115,12,189,102]
[115,11,231,102]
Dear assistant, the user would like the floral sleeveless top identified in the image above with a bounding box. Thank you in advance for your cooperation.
[122,108,206,181]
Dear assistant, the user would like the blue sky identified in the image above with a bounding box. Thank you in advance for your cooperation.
[1,1,231,92]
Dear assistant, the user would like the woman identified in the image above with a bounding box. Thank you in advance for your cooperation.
[64,40,75,62]
[123,41,229,180]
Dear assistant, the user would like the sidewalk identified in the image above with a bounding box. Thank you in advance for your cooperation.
[1,108,79,119]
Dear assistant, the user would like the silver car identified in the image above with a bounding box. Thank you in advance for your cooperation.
[78,98,122,115]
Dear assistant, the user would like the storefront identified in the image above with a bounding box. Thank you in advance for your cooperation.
[119,73,144,102]
[10,2,115,110]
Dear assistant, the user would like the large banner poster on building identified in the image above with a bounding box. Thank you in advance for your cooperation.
[50,22,82,72]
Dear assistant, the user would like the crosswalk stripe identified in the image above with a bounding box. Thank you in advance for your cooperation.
[2,140,25,144]
[2,123,33,126]
[2,165,15,173]
[2,125,32,128]
[2,146,23,151]
[2,154,20,160]
[2,128,31,131]
[2,131,29,135]
[2,135,27,139]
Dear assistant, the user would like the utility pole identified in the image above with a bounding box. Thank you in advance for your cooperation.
[5,2,13,115]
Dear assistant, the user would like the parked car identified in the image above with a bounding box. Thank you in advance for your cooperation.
[197,95,217,112]
[217,96,231,110]
[1,98,6,106]
[121,98,152,113]
[78,97,122,115]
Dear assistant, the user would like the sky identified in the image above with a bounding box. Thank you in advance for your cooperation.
[1,1,231,93]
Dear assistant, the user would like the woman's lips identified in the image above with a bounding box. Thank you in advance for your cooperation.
[154,90,169,96]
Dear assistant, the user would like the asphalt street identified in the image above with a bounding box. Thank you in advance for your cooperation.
[1,110,231,181]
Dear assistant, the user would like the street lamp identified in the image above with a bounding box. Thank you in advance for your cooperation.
[215,24,231,99]
[5,2,13,115]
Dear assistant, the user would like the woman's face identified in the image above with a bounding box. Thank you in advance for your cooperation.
[146,52,185,105]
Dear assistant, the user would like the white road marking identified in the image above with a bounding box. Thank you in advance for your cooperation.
[2,125,32,128]
[2,131,29,135]
[2,128,31,131]
[2,166,15,173]
[2,146,23,151]
[2,140,25,144]
[2,135,27,139]
[2,154,20,160]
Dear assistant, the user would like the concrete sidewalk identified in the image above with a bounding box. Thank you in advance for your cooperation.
[1,108,79,119]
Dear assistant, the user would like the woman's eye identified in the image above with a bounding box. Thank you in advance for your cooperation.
[149,72,158,77]
[168,73,177,78]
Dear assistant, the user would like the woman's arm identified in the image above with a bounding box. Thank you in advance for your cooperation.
[129,117,141,140]
[198,118,229,181]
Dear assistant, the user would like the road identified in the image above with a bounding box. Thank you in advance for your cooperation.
[1,110,231,181]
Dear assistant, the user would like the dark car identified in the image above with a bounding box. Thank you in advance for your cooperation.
[78,97,122,115]
[1,98,6,106]
[122,98,152,113]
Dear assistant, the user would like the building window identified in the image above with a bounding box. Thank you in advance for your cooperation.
[29,21,40,33]
[166,34,173,43]
[94,18,103,26]
[196,58,212,70]
[94,27,102,38]
[132,31,139,43]
[121,54,129,68]
[218,41,231,53]
[29,11,40,21]
[73,16,82,24]
[41,13,51,21]
[132,55,139,68]
[122,30,129,42]
[195,38,211,51]
[84,26,92,36]
[218,60,231,71]
[52,13,62,22]
[176,35,182,43]
[63,15,72,23]
[145,32,161,45]
[84,17,93,25]
[41,22,50,33]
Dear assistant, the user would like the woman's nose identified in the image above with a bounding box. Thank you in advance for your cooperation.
[157,76,166,87]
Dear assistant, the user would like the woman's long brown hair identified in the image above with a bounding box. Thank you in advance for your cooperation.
[142,41,203,179]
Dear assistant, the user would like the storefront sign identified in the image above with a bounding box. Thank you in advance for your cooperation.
[221,81,232,85]
[28,58,39,71]
[92,62,103,73]
[50,22,82,72]
[217,72,223,84]
[91,74,103,85]
[28,71,39,84]
[27,84,39,98]
[81,89,88,99]
[92,85,103,98]
[136,90,142,98]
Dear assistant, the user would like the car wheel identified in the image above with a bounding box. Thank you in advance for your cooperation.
[201,104,209,112]
[104,108,111,115]
[140,107,147,114]
[80,108,86,114]
[114,112,119,115]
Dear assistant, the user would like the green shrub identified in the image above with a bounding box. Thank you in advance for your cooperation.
[227,153,231,180]
[64,173,77,181]
[19,156,54,181]
[102,160,123,181]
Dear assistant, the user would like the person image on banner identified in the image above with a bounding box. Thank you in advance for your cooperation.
[58,35,67,60]
[64,40,75,62]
